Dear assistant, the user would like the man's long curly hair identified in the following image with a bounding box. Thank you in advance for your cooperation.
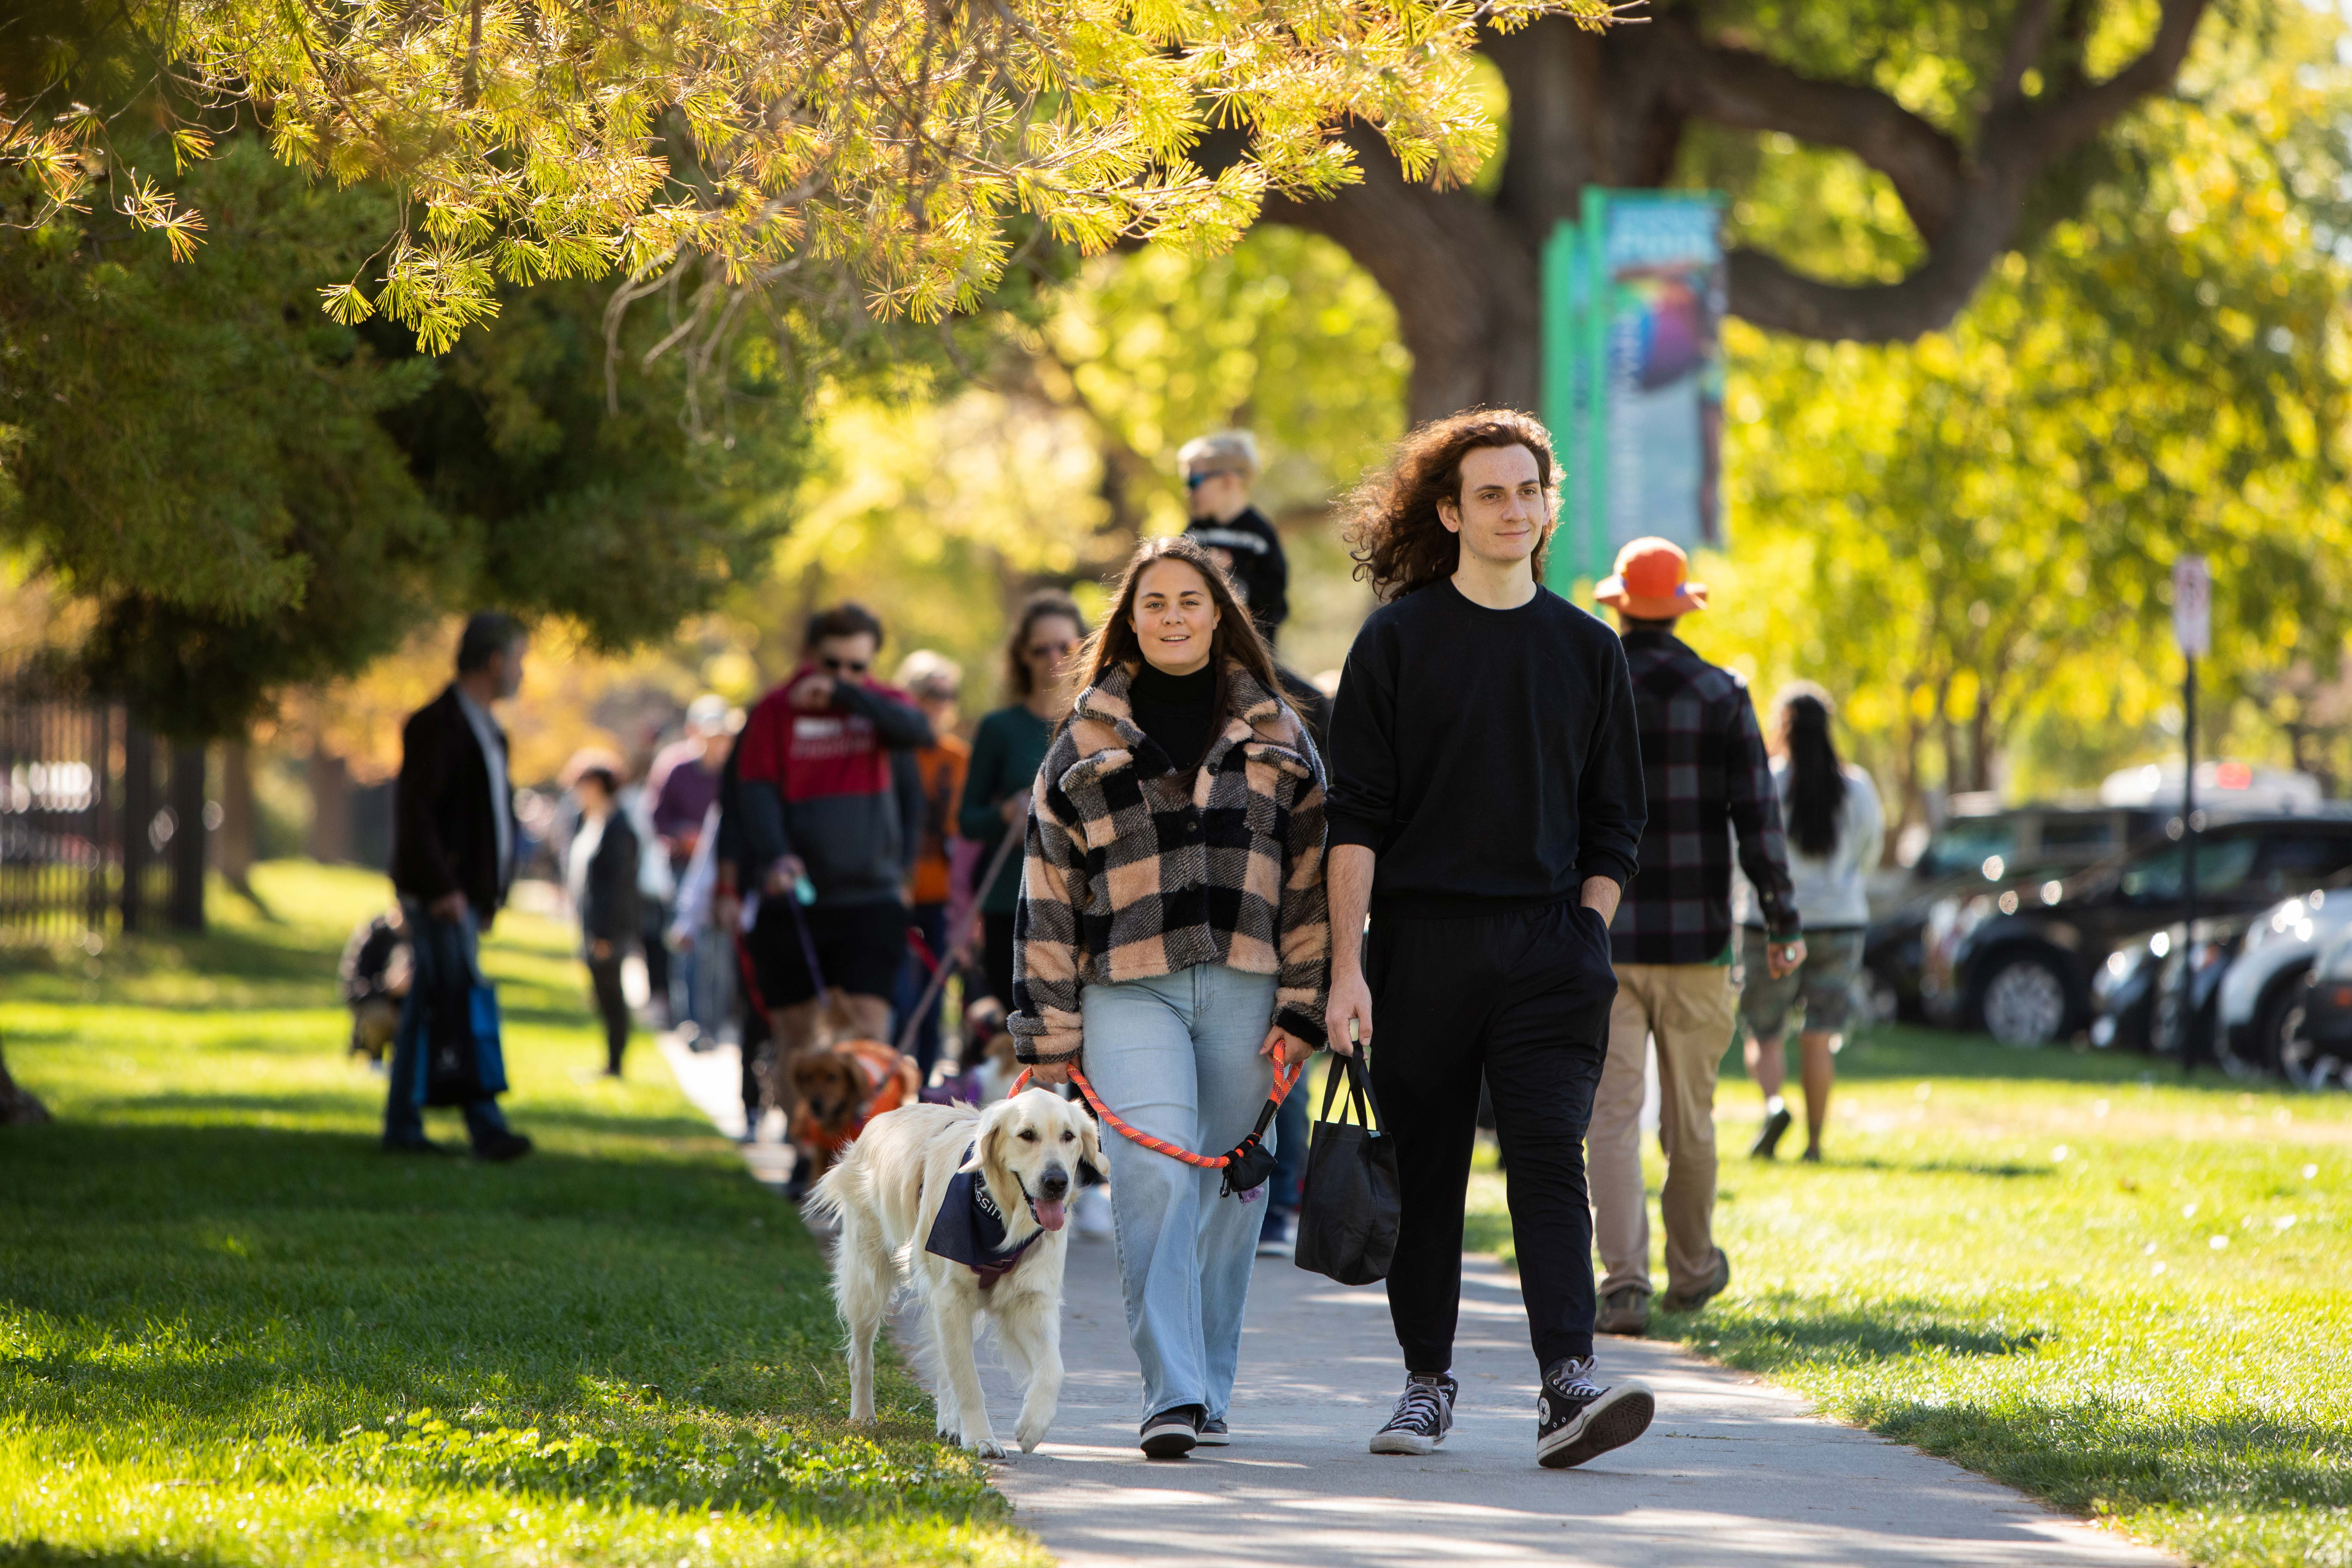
[1340,409,1559,602]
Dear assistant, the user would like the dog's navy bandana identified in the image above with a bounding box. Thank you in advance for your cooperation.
[925,1143,1042,1290]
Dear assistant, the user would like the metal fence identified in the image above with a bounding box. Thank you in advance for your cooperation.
[0,666,206,944]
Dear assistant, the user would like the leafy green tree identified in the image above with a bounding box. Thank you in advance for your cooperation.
[1241,0,2218,419]
[1699,0,2352,823]
[0,0,1593,352]
[1,136,806,737]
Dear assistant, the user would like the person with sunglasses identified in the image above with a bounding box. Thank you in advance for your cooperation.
[1180,430,1288,644]
[959,590,1090,1010]
[734,602,932,1186]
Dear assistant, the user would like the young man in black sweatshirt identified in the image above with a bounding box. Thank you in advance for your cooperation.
[1324,409,1656,1469]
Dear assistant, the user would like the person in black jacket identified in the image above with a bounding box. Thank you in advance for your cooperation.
[1180,431,1288,643]
[567,762,643,1077]
[385,612,534,1161]
[1324,410,1653,1469]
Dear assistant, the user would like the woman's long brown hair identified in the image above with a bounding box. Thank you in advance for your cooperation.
[999,588,1090,702]
[1072,536,1284,708]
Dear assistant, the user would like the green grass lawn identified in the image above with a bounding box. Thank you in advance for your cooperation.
[1462,1023,2351,1568]
[0,861,1045,1568]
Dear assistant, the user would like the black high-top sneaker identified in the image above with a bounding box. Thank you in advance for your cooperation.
[1369,1373,1457,1455]
[1535,1356,1654,1469]
[1139,1405,1202,1459]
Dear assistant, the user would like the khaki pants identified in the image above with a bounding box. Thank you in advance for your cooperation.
[1590,963,1738,1300]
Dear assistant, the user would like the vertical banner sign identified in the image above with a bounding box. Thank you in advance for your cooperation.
[2172,555,2211,657]
[1541,190,1727,597]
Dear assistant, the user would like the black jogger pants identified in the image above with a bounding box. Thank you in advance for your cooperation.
[1366,898,1616,1374]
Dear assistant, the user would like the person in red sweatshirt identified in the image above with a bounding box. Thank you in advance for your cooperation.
[734,603,933,1146]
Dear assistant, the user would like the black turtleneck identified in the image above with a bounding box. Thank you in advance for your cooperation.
[1129,660,1219,775]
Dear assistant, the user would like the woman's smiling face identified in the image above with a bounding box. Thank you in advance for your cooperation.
[1130,559,1221,677]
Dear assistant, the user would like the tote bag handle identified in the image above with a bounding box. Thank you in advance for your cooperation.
[1316,1047,1381,1133]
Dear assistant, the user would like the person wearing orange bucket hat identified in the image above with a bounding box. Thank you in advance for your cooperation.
[1588,537,1805,1338]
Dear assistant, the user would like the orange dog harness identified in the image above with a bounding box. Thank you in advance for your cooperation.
[792,1038,915,1155]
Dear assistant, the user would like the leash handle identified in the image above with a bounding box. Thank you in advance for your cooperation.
[1010,1057,1302,1170]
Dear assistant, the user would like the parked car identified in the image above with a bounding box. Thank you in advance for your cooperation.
[2282,923,2352,1090]
[2212,883,2352,1077]
[1923,814,2352,1046]
[1865,802,2161,1022]
[2090,914,2254,1065]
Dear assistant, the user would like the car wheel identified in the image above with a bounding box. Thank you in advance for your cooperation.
[1978,951,2071,1047]
[2274,979,2346,1091]
[2245,964,2314,1079]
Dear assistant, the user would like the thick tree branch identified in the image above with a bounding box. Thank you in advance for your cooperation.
[1260,126,1537,419]
[1994,0,2058,103]
[1709,0,2211,340]
[1661,15,1964,241]
[2017,0,2209,152]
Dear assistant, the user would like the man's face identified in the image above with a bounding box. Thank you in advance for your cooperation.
[812,633,879,681]
[1437,444,1548,570]
[1185,467,1250,524]
[490,640,527,700]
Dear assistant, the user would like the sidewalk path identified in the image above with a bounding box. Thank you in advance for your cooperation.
[658,1036,2173,1568]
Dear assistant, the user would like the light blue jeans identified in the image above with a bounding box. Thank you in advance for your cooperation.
[1081,964,1277,1422]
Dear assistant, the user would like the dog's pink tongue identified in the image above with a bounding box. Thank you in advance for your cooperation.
[1034,1198,1068,1232]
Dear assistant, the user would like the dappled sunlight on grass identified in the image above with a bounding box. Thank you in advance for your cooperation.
[1468,1025,2351,1567]
[1,862,1045,1568]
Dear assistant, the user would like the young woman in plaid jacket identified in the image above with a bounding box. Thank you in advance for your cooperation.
[1010,535,1330,1458]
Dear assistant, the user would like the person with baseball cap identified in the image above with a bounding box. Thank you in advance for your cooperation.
[1589,537,1805,1338]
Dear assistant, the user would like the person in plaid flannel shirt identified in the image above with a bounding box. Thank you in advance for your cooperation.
[1589,537,1805,1338]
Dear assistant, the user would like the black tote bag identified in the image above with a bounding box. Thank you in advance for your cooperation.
[1293,1050,1400,1286]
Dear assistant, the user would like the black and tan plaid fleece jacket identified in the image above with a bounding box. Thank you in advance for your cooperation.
[1009,661,1330,1065]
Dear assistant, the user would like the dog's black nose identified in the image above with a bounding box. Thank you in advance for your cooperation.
[1038,1166,1070,1200]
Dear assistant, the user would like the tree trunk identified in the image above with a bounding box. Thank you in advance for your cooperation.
[0,1037,51,1127]
[307,747,353,864]
[1259,2,2213,424]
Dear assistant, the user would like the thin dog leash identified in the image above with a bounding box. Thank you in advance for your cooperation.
[729,878,834,1032]
[892,826,1023,1057]
[1013,1058,1302,1172]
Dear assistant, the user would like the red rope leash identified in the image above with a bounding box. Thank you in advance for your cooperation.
[1014,1058,1301,1170]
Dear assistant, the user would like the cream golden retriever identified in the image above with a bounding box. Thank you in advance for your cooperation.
[807,1088,1102,1457]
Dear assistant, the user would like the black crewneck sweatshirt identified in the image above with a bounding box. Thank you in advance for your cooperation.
[1129,660,1218,775]
[1326,581,1646,914]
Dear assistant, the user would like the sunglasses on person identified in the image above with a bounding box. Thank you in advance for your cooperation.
[821,656,869,674]
[1026,639,1076,660]
[1184,469,1238,491]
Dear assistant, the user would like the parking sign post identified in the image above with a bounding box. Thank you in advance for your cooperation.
[2173,556,2210,1071]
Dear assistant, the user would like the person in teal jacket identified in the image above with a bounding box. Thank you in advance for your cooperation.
[959,589,1088,1006]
